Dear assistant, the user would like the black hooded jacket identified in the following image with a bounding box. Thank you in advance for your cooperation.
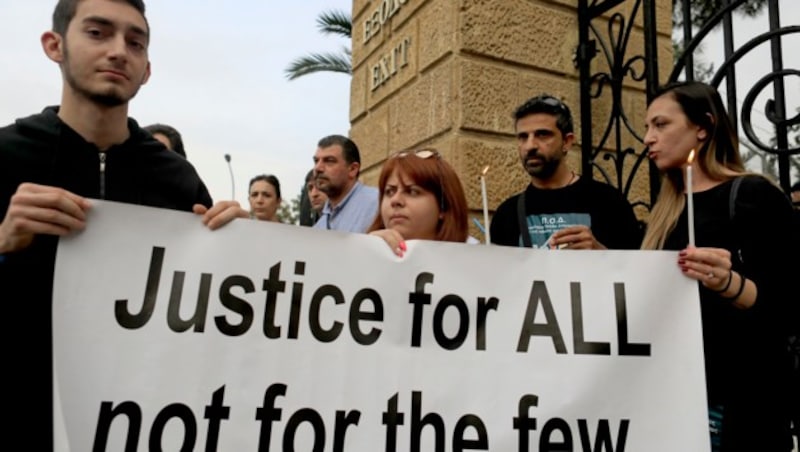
[0,106,212,449]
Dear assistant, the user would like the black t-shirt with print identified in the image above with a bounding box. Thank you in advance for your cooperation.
[490,177,642,249]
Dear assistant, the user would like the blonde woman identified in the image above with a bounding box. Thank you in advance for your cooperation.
[642,80,795,451]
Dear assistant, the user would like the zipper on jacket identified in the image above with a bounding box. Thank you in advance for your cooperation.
[99,151,106,199]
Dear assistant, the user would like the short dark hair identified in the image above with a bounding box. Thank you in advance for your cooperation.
[792,181,800,192]
[513,94,574,136]
[144,123,186,158]
[53,0,148,36]
[318,134,361,166]
[249,174,282,200]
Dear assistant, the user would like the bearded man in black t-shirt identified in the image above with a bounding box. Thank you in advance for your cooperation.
[490,94,642,249]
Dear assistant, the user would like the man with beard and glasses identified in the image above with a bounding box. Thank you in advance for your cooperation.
[489,94,641,250]
[312,134,378,233]
[0,1,247,448]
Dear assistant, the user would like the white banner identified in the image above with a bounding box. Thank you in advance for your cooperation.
[53,200,710,451]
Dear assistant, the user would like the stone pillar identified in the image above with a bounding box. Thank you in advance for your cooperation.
[349,0,673,235]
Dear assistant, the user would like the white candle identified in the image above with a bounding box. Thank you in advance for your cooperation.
[686,149,696,247]
[481,165,491,245]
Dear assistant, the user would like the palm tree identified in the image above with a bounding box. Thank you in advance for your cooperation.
[285,9,353,80]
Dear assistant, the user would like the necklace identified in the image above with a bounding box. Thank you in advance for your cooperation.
[533,171,580,189]
[564,171,579,187]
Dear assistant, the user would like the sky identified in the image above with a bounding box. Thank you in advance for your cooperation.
[0,0,353,208]
[0,1,797,210]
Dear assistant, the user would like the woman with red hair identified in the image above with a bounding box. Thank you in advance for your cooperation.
[367,148,471,256]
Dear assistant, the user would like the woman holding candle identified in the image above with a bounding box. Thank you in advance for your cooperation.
[642,80,795,451]
[367,148,473,256]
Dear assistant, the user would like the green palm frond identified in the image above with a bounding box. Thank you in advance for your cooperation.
[285,47,352,80]
[317,10,352,38]
[286,9,353,81]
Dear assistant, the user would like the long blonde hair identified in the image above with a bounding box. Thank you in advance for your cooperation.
[641,81,746,249]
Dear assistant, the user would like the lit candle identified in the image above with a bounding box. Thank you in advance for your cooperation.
[481,165,491,245]
[686,149,696,247]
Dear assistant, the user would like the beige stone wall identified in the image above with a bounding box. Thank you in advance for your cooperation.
[349,0,674,237]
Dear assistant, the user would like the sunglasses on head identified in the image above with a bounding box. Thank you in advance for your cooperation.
[387,148,446,211]
[390,148,441,160]
[530,95,568,112]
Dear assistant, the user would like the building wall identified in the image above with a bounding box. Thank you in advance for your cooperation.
[348,0,674,235]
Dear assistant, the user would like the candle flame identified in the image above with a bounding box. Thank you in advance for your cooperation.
[686,149,695,164]
[481,165,490,176]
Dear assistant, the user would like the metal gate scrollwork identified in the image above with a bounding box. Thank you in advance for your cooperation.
[576,0,798,213]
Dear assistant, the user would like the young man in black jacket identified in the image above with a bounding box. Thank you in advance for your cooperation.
[0,0,247,448]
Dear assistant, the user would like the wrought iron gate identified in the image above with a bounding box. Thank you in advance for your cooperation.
[576,0,799,210]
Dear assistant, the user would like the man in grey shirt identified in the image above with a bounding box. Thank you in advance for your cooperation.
[312,135,379,233]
